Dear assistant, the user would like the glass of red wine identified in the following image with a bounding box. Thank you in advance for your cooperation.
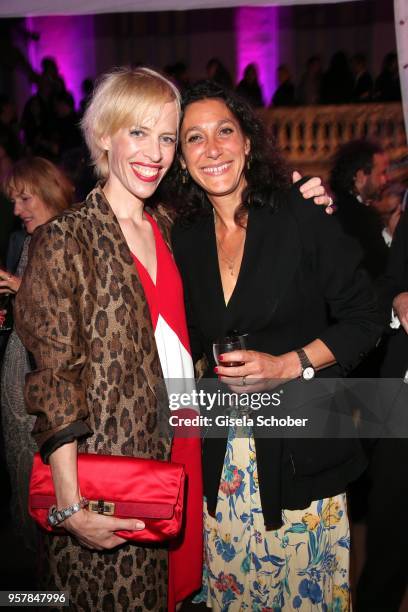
[213,334,247,367]
[213,334,250,414]
[0,293,12,333]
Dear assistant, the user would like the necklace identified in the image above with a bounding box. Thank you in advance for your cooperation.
[213,209,245,277]
[216,235,244,276]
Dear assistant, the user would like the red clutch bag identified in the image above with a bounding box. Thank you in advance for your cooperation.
[29,452,186,543]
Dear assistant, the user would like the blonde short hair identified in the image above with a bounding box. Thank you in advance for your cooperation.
[3,157,74,214]
[81,66,181,177]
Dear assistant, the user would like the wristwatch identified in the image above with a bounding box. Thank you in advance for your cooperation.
[296,348,315,381]
[48,497,89,527]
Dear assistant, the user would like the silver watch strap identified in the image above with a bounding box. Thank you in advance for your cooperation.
[48,497,89,527]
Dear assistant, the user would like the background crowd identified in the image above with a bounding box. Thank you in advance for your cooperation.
[0,49,402,253]
[0,49,402,184]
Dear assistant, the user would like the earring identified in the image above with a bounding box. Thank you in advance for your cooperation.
[246,157,251,171]
[181,169,188,184]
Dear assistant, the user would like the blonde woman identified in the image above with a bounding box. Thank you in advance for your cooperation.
[15,68,203,611]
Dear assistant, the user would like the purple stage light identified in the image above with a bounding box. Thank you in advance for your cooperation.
[25,15,96,109]
[235,6,279,105]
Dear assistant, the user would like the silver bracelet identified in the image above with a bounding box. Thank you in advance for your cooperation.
[48,497,89,527]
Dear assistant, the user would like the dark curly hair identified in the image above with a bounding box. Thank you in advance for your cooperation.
[329,139,384,196]
[156,80,290,223]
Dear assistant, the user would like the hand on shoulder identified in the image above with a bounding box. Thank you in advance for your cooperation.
[292,171,334,213]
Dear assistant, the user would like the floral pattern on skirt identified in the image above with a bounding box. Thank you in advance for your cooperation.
[194,427,351,611]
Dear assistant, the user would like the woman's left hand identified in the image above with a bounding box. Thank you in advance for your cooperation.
[0,269,21,294]
[292,171,334,214]
[215,349,301,393]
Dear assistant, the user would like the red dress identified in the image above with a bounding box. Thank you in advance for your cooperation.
[132,213,202,610]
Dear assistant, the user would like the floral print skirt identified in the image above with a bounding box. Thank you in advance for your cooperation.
[194,427,351,611]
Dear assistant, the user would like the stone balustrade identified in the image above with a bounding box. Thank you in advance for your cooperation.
[258,103,407,177]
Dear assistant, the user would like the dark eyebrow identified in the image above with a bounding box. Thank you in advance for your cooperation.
[184,118,236,135]
[183,126,201,135]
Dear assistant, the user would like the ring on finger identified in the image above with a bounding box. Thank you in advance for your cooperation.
[327,196,333,207]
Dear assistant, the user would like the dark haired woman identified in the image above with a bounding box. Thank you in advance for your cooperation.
[169,81,382,610]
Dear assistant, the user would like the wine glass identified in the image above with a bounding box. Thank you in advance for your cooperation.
[213,334,247,366]
[213,334,250,415]
[0,293,12,333]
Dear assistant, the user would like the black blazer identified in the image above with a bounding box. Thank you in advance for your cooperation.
[335,190,389,281]
[381,210,408,377]
[172,184,382,525]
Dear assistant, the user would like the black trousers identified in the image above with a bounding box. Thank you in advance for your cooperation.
[356,438,408,611]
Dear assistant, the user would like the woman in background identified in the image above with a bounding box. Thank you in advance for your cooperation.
[0,157,74,554]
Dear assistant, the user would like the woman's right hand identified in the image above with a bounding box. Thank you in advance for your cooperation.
[48,441,144,551]
[64,507,145,550]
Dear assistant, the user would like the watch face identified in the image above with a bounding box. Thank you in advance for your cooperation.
[303,367,315,381]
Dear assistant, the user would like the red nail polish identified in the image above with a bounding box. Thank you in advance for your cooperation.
[219,355,224,361]
[214,367,218,373]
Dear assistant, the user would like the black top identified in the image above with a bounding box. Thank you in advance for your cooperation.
[172,184,382,527]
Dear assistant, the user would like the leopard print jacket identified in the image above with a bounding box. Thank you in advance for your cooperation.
[15,185,174,462]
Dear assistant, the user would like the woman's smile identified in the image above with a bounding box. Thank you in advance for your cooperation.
[130,162,162,182]
[200,161,233,176]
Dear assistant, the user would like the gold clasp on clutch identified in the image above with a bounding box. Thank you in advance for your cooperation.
[88,499,115,515]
